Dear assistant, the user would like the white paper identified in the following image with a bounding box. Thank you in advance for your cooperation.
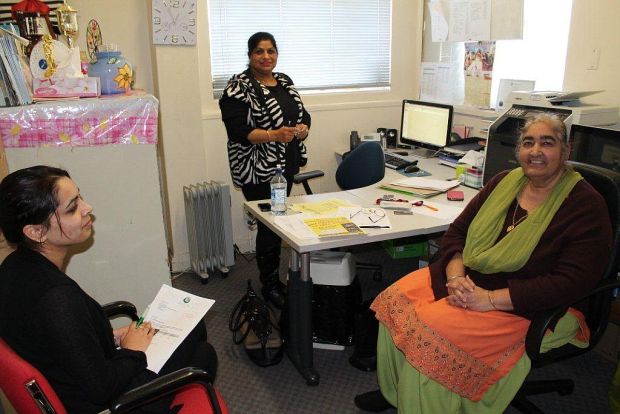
[496,78,535,109]
[429,0,449,42]
[459,150,485,168]
[143,285,215,373]
[411,200,465,221]
[391,177,460,192]
[337,207,392,229]
[448,0,491,41]
[274,213,319,239]
[420,62,459,103]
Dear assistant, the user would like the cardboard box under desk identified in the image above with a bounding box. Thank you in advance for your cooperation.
[383,236,428,259]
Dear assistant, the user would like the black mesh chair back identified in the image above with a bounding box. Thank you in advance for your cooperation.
[512,161,620,413]
[336,142,385,190]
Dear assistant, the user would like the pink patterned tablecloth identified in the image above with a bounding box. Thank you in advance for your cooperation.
[0,93,159,148]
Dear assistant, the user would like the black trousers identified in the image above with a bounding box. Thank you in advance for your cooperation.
[129,322,218,413]
[242,180,293,276]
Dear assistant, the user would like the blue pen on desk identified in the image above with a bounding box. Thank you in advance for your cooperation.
[136,305,150,328]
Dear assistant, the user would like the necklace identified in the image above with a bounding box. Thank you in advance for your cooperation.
[507,202,528,233]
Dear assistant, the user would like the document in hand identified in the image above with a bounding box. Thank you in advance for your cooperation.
[142,284,215,373]
[391,177,460,192]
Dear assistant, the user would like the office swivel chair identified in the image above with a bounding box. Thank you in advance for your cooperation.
[293,141,386,193]
[510,161,620,414]
[0,301,228,414]
[293,141,386,280]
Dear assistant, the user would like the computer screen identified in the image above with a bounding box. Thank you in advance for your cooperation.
[569,124,620,172]
[399,100,453,157]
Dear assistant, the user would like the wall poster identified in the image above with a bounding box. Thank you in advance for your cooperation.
[464,40,495,107]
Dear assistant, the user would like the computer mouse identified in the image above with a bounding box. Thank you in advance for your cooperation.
[405,165,420,173]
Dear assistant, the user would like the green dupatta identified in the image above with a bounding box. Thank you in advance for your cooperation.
[462,168,582,274]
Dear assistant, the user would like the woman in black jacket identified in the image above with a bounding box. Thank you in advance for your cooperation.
[0,166,217,413]
[219,32,311,309]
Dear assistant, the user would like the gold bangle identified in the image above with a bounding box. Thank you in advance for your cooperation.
[447,275,464,282]
[488,290,498,310]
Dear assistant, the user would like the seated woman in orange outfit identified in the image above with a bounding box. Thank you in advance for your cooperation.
[355,114,612,413]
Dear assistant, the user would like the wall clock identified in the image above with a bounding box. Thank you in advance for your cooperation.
[152,0,197,45]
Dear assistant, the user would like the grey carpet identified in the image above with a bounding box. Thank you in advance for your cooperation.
[173,243,616,414]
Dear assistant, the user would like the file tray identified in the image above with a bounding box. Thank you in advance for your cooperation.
[383,236,427,259]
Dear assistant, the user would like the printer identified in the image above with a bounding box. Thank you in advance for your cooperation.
[482,91,619,184]
[506,90,619,126]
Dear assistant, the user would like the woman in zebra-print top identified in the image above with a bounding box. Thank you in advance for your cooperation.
[219,32,311,309]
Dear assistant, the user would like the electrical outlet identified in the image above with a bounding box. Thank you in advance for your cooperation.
[587,48,600,70]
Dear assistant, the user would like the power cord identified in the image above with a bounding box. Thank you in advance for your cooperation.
[234,243,256,263]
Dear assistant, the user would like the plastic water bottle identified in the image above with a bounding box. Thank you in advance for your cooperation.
[270,165,287,215]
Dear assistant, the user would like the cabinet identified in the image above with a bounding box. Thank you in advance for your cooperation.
[0,93,170,311]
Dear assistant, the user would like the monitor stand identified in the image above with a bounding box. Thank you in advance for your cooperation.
[410,146,439,159]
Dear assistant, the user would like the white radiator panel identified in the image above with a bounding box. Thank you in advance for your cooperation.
[183,181,235,281]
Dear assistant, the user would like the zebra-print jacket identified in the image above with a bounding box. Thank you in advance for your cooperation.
[220,70,308,187]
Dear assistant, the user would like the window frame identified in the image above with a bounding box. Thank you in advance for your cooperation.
[206,0,393,99]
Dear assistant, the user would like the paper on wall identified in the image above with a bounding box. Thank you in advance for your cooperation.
[429,0,449,42]
[448,0,491,42]
[420,62,459,103]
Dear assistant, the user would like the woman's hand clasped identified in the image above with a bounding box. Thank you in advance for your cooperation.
[120,321,158,352]
[446,275,495,312]
[294,123,309,140]
[271,127,297,143]
[270,123,309,143]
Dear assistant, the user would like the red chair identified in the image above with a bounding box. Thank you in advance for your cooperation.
[0,301,228,414]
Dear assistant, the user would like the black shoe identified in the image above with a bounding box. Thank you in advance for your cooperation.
[261,281,286,310]
[349,355,377,372]
[354,390,394,413]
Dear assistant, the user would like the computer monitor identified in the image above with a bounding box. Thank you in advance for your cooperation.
[399,100,453,158]
[569,124,620,172]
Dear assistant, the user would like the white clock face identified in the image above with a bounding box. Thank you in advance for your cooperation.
[152,0,197,45]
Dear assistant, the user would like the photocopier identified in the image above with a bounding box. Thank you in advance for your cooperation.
[482,91,619,184]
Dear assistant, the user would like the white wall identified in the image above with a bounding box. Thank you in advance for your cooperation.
[73,0,154,94]
[563,0,620,109]
[69,0,620,271]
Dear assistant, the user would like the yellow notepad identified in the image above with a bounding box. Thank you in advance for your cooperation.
[303,216,366,237]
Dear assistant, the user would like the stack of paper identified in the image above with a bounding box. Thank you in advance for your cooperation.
[382,177,460,198]
[0,27,32,107]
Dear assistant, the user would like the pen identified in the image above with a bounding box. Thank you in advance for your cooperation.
[136,305,150,328]
[422,204,439,212]
[360,225,390,228]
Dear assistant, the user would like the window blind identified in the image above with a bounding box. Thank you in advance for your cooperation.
[208,0,392,98]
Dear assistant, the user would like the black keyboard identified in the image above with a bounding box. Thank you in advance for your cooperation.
[384,153,413,169]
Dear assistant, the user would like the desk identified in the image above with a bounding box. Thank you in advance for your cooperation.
[244,158,477,385]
